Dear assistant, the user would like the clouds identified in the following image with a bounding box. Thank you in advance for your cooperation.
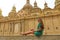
[0,0,55,16]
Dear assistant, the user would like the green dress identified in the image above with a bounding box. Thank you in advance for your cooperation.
[34,23,43,36]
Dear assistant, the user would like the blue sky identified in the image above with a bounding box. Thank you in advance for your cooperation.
[0,0,55,16]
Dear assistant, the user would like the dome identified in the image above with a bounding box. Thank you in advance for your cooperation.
[22,4,33,10]
[22,0,33,10]
[17,0,33,17]
[8,6,18,18]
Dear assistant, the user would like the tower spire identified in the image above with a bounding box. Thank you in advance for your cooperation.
[27,0,30,4]
[34,0,38,8]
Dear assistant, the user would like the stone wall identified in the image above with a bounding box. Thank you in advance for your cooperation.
[0,35,60,40]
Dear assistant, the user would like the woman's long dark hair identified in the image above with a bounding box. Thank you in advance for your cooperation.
[38,18,44,30]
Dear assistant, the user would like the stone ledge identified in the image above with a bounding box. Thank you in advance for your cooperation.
[0,35,60,40]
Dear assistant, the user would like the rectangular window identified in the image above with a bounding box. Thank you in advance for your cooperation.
[14,23,19,33]
[10,23,14,32]
[10,23,12,32]
[0,23,1,32]
[20,22,22,32]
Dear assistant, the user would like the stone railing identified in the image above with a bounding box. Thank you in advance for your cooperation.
[0,35,60,40]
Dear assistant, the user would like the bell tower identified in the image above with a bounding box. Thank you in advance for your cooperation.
[55,0,60,5]
[11,5,16,12]
[44,2,48,8]
[34,0,38,8]
[8,5,17,18]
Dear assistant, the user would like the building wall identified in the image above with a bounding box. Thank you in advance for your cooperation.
[0,15,60,36]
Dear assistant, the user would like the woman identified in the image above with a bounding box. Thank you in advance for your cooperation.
[21,18,44,37]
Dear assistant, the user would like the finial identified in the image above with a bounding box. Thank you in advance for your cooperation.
[34,0,38,8]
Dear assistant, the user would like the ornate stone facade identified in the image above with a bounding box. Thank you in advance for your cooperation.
[0,0,60,36]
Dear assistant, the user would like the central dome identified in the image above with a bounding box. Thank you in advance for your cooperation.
[22,0,33,10]
[22,3,33,10]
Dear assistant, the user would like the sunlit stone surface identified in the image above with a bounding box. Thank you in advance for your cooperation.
[0,35,60,40]
[0,0,60,40]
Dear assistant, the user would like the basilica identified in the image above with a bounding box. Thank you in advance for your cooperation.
[0,0,60,36]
